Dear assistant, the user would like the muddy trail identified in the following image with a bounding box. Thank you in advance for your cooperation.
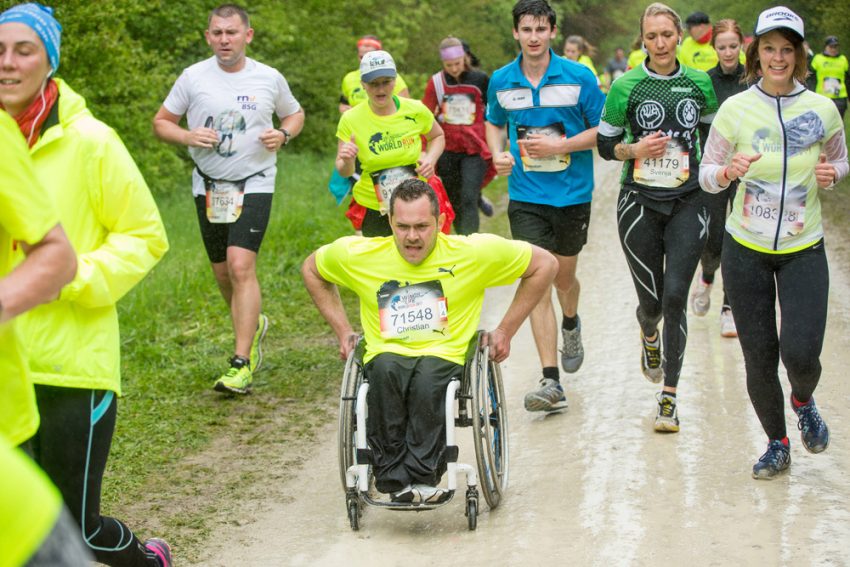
[183,158,850,566]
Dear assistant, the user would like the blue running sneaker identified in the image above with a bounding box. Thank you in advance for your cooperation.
[144,538,172,567]
[752,440,791,480]
[792,396,830,453]
[524,378,568,412]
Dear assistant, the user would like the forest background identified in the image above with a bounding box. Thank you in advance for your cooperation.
[1,0,846,193]
[1,0,848,559]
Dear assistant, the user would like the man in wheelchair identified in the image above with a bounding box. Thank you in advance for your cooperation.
[303,179,556,504]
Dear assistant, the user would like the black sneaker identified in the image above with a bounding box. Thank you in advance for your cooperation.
[752,440,791,480]
[792,396,830,453]
[390,485,415,503]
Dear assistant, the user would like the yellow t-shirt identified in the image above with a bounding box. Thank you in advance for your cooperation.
[341,70,409,107]
[679,36,718,71]
[0,110,59,446]
[627,49,646,70]
[0,440,63,567]
[316,233,531,364]
[336,97,435,212]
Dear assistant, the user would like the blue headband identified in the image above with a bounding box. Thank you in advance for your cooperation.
[0,3,62,75]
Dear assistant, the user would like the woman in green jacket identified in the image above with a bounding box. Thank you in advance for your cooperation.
[0,4,171,566]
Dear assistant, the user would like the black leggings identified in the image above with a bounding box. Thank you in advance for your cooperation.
[699,183,737,308]
[617,189,707,387]
[437,151,487,235]
[364,354,462,493]
[30,386,158,567]
[722,235,829,441]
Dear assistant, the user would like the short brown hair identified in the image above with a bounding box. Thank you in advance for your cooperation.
[389,179,439,218]
[209,4,249,28]
[744,28,807,85]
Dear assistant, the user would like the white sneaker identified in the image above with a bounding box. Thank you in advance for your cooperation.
[690,274,712,316]
[412,484,449,504]
[720,309,737,338]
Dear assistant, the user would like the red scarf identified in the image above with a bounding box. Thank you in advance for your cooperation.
[7,79,59,147]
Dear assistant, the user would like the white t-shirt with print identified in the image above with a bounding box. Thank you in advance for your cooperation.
[163,56,301,195]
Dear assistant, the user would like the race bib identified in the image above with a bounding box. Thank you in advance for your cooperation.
[441,93,476,125]
[377,280,449,340]
[823,77,841,97]
[633,139,689,188]
[371,165,417,215]
[741,180,806,237]
[517,123,570,172]
[205,180,245,224]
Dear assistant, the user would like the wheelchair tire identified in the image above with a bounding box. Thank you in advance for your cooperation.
[471,338,509,510]
[466,498,477,531]
[338,338,363,491]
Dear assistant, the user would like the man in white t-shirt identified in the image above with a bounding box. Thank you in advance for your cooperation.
[153,3,305,394]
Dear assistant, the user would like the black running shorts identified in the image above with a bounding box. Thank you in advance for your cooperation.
[508,200,591,257]
[194,193,273,263]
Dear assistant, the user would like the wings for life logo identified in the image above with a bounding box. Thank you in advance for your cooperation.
[676,99,699,129]
[368,131,416,155]
[636,101,665,130]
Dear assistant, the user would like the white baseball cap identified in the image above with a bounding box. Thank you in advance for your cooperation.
[754,6,804,40]
[360,50,397,83]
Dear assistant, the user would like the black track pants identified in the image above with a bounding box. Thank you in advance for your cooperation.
[364,353,462,493]
[617,189,708,387]
[437,151,487,235]
[31,385,159,567]
[722,235,829,440]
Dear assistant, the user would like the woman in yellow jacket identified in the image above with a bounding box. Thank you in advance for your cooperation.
[0,5,171,567]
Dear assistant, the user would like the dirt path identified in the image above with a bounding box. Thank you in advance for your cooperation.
[189,158,850,566]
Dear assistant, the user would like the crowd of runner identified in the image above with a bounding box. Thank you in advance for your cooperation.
[1,0,848,564]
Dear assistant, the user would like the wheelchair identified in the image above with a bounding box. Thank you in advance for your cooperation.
[338,330,509,531]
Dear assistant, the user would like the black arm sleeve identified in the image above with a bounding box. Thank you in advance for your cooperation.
[597,132,622,161]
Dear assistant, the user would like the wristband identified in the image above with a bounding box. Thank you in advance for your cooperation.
[278,127,291,146]
[721,167,730,183]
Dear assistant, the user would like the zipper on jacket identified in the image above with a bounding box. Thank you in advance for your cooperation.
[772,95,788,251]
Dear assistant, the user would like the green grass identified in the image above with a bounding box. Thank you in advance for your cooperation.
[104,152,355,541]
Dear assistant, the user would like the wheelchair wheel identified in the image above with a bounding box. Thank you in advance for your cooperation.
[466,498,478,531]
[348,499,361,531]
[471,339,509,510]
[338,338,364,491]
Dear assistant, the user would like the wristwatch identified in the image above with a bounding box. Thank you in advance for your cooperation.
[278,127,291,146]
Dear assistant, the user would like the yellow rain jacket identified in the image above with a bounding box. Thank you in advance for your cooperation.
[16,80,169,394]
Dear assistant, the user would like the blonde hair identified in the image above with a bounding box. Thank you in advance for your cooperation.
[640,2,682,36]
[564,34,597,58]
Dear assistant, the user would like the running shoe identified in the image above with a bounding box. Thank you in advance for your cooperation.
[792,396,830,453]
[560,315,584,373]
[391,485,415,503]
[720,309,737,338]
[523,378,568,412]
[213,356,252,394]
[478,195,494,217]
[640,332,663,383]
[654,392,679,432]
[690,274,712,316]
[144,538,172,567]
[250,313,269,373]
[752,440,791,480]
[412,484,449,504]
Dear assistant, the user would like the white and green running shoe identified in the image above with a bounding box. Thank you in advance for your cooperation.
[250,313,269,373]
[214,356,253,394]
